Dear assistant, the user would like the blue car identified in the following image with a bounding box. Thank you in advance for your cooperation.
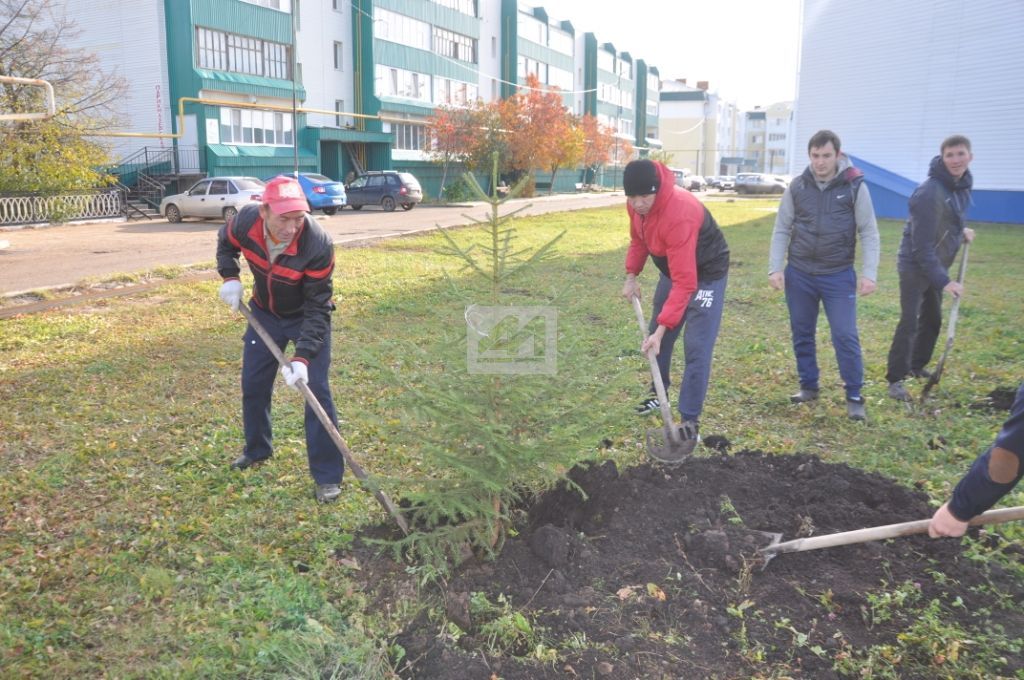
[283,172,347,215]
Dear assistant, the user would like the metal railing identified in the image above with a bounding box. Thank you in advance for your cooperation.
[0,191,124,227]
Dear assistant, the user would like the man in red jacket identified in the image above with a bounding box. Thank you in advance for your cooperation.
[216,175,344,503]
[621,160,730,455]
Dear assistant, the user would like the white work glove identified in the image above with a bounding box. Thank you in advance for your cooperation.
[219,280,243,312]
[280,360,308,390]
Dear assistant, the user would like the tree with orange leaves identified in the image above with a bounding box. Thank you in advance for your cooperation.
[425,106,474,199]
[502,75,572,183]
[579,114,615,186]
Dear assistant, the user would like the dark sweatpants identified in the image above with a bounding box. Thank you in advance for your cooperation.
[241,302,344,485]
[886,269,944,384]
[649,272,727,422]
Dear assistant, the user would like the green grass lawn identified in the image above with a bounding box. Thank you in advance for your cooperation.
[1,198,1021,677]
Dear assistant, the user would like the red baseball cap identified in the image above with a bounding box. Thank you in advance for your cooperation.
[262,176,310,215]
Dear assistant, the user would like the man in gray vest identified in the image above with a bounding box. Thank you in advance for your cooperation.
[768,130,880,420]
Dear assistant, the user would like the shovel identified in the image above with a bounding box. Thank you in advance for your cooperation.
[758,504,1024,569]
[630,295,693,464]
[238,301,410,536]
[920,241,969,403]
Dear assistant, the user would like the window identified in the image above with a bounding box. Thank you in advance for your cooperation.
[333,41,344,70]
[617,59,632,80]
[434,0,474,15]
[517,55,546,82]
[374,65,432,103]
[375,8,431,51]
[548,28,573,56]
[393,123,427,150]
[647,73,659,92]
[218,107,293,146]
[196,27,291,79]
[548,64,572,91]
[597,49,614,73]
[518,12,547,45]
[209,180,229,195]
[433,76,477,106]
[335,100,346,127]
[241,0,291,10]
[434,27,477,63]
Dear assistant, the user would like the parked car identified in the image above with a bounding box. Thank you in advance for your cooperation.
[684,175,708,192]
[161,177,265,222]
[292,172,347,215]
[714,175,736,190]
[345,171,423,211]
[734,173,787,195]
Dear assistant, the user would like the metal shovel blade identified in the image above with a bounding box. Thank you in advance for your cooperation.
[646,425,697,465]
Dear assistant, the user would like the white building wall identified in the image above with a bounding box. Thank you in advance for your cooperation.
[55,0,170,160]
[479,1,502,103]
[794,0,1024,189]
[296,0,353,128]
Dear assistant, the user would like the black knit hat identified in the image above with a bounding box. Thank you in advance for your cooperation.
[623,159,661,196]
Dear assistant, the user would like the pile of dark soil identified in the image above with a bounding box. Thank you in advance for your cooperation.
[345,451,1024,679]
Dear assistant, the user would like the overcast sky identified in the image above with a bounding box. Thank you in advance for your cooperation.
[538,0,802,111]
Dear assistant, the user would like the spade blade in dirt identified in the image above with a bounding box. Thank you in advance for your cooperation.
[630,295,694,465]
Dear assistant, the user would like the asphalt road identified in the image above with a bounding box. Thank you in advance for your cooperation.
[0,192,624,296]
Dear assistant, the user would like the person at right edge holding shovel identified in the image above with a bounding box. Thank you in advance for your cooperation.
[620,159,731,456]
[885,135,976,402]
[930,382,1024,537]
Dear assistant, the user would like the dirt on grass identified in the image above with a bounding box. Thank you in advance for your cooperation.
[343,449,1024,679]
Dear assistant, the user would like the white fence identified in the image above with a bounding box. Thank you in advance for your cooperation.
[0,191,124,227]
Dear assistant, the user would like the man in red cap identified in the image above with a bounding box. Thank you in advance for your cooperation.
[216,175,343,503]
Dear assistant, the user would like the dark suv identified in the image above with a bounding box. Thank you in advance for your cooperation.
[345,171,423,211]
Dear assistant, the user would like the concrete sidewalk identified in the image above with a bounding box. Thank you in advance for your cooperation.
[0,191,624,297]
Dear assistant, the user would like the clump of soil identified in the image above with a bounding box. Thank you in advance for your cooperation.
[970,387,1018,412]
[345,451,1024,679]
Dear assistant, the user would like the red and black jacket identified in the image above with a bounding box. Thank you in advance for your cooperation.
[217,203,334,362]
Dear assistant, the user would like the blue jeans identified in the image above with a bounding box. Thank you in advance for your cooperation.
[784,265,863,399]
[649,272,728,422]
[241,302,344,485]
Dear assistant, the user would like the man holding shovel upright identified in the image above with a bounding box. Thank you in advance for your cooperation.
[885,135,975,402]
[930,382,1024,537]
[621,159,731,456]
[768,129,880,421]
[216,175,344,503]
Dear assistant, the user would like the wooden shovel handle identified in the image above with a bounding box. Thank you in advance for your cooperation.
[238,302,410,535]
[765,505,1024,556]
[630,295,682,445]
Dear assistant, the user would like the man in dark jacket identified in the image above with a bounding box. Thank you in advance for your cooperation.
[930,382,1023,537]
[216,175,344,503]
[621,159,730,458]
[885,135,976,401]
[768,130,880,420]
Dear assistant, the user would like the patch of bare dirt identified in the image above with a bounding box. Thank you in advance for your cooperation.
[344,451,1024,679]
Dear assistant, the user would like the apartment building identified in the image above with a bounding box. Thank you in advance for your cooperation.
[52,0,666,199]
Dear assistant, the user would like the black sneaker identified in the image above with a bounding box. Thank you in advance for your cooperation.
[636,397,660,415]
[230,453,267,470]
